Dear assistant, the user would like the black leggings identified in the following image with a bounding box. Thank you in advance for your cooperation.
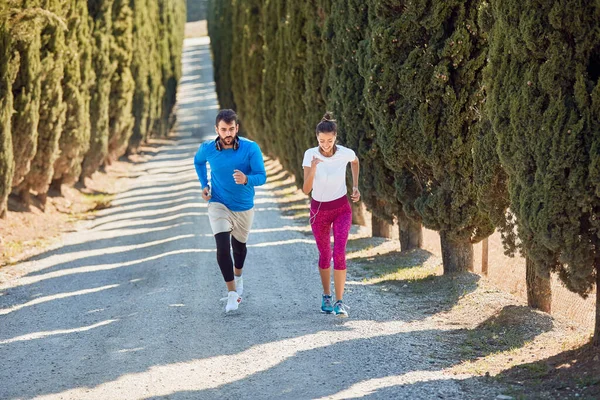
[215,232,248,282]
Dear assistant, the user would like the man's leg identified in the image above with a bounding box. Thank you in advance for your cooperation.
[230,208,254,297]
[231,235,247,274]
[231,236,247,296]
[214,232,235,292]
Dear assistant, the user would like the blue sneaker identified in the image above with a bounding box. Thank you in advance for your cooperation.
[321,294,334,314]
[333,300,348,318]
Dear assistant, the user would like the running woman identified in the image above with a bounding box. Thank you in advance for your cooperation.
[302,112,360,317]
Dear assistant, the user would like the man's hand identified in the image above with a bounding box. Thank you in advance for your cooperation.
[233,169,248,185]
[202,186,211,201]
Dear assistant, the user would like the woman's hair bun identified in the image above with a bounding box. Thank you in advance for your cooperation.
[321,112,335,122]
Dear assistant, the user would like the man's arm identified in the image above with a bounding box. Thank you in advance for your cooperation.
[194,144,209,189]
[245,143,267,186]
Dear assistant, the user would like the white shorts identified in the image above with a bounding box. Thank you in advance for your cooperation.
[207,202,255,243]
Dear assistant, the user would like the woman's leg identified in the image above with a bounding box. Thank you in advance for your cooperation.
[332,203,352,301]
[311,208,333,294]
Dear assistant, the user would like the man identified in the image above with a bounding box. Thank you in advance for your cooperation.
[194,109,267,312]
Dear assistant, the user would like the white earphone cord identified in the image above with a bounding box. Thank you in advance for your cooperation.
[309,171,328,225]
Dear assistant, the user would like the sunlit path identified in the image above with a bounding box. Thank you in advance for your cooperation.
[0,34,513,400]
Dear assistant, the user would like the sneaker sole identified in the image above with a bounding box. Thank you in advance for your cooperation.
[321,309,334,314]
[224,297,242,313]
[335,313,348,318]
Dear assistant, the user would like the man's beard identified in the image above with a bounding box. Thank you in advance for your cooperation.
[221,136,234,145]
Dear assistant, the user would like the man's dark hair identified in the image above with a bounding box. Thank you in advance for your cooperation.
[216,109,238,126]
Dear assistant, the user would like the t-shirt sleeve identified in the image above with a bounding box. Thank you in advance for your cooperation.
[302,149,312,167]
[346,148,357,163]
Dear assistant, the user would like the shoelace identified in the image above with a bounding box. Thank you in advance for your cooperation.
[220,295,242,303]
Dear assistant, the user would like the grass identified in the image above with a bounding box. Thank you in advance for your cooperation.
[361,263,440,285]
[1,238,52,266]
[81,192,114,211]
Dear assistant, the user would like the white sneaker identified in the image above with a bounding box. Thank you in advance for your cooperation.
[225,291,240,312]
[234,275,244,297]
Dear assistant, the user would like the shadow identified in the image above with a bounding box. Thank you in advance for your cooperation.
[346,247,480,323]
[493,340,600,399]
[0,38,547,400]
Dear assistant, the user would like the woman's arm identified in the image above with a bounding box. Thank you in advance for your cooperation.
[350,157,360,202]
[303,156,322,195]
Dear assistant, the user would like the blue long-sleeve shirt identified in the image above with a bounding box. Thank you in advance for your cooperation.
[194,137,267,211]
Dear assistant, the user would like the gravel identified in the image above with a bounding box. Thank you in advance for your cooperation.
[0,36,508,400]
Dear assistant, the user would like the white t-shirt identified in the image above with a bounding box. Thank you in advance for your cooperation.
[302,145,356,202]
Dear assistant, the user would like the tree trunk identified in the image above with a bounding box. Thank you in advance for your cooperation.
[49,178,62,196]
[481,237,489,276]
[372,214,392,238]
[440,231,473,274]
[525,257,552,313]
[398,213,422,251]
[38,192,47,210]
[593,256,599,347]
[351,201,366,226]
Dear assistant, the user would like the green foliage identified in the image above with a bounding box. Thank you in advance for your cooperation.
[106,0,134,161]
[159,0,186,138]
[80,0,115,181]
[274,2,306,181]
[238,0,264,141]
[18,0,66,198]
[302,0,330,155]
[207,0,235,110]
[0,21,16,218]
[258,0,285,156]
[53,0,92,186]
[362,0,493,246]
[10,1,41,188]
[486,0,600,295]
[328,0,401,222]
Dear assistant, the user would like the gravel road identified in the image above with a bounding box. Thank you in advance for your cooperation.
[0,37,507,400]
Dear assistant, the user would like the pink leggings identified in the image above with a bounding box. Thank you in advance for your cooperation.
[310,196,352,270]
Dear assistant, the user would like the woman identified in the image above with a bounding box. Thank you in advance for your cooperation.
[302,112,360,317]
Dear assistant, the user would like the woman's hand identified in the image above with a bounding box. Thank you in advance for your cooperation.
[311,156,323,168]
[351,186,360,202]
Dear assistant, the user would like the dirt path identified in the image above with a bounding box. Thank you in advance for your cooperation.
[0,36,590,400]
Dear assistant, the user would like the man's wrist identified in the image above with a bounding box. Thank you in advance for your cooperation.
[244,176,248,185]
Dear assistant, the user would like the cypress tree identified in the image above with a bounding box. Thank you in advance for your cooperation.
[17,0,67,206]
[80,0,114,182]
[274,1,306,180]
[302,0,330,155]
[328,0,421,244]
[473,3,551,312]
[52,0,92,191]
[230,0,246,130]
[10,0,42,189]
[129,0,151,149]
[238,0,264,141]
[106,0,134,162]
[259,0,285,156]
[485,0,600,344]
[0,21,16,218]
[207,0,235,110]
[362,0,493,272]
[159,0,185,138]
[144,0,164,140]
